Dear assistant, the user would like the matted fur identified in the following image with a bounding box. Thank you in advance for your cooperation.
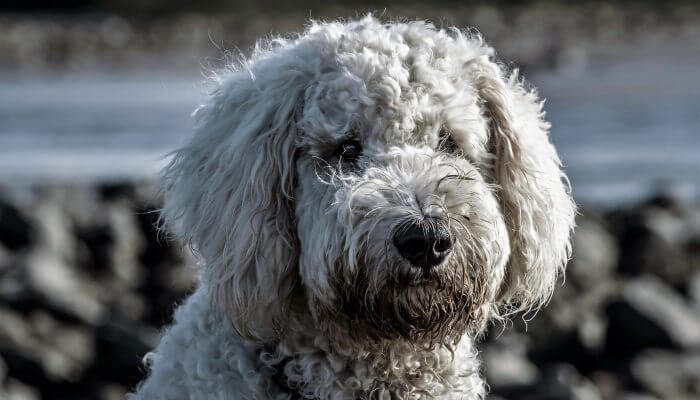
[129,15,576,400]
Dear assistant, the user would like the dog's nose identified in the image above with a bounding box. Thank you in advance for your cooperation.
[393,219,453,270]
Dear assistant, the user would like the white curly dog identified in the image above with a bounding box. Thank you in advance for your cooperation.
[130,16,576,400]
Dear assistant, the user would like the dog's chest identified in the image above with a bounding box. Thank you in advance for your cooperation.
[263,338,484,400]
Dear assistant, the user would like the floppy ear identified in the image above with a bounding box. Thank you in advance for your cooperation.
[470,54,576,312]
[161,48,311,342]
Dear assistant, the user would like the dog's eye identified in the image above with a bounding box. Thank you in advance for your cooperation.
[335,138,363,163]
[438,128,459,154]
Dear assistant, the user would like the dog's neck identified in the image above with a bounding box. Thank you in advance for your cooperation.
[258,318,485,400]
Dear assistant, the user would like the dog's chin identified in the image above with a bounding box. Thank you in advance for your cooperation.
[330,259,477,346]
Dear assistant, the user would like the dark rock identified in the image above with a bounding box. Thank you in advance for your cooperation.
[0,354,6,381]
[91,315,159,386]
[519,278,616,373]
[611,204,695,286]
[98,181,137,203]
[0,343,52,393]
[133,205,195,326]
[135,205,179,269]
[511,210,618,375]
[643,192,684,212]
[0,199,35,252]
[606,276,700,355]
[74,224,114,276]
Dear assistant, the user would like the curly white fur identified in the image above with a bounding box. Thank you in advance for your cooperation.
[129,16,576,400]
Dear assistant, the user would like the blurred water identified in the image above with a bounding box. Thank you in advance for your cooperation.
[0,54,698,206]
[0,74,198,182]
[536,53,700,205]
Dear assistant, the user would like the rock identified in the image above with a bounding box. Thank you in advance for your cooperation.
[27,311,94,381]
[25,251,104,323]
[2,378,40,400]
[483,333,539,388]
[0,182,199,398]
[612,203,695,286]
[93,316,159,382]
[135,205,180,270]
[617,394,659,400]
[690,272,700,311]
[0,307,94,382]
[631,350,700,399]
[569,210,618,289]
[74,224,114,276]
[0,199,35,252]
[106,203,144,287]
[540,364,602,400]
[521,279,616,372]
[516,210,618,370]
[493,363,602,400]
[30,196,79,268]
[0,245,12,274]
[0,354,6,381]
[98,383,129,400]
[606,275,700,354]
[98,181,137,203]
[588,371,623,400]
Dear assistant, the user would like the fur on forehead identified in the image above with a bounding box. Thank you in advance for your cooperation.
[295,17,490,159]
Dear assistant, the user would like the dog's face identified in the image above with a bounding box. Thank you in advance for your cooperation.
[293,53,510,343]
[162,17,576,346]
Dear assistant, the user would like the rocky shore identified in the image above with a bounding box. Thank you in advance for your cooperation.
[0,182,698,399]
[0,182,196,400]
[484,194,700,400]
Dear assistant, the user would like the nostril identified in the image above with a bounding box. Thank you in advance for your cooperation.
[401,237,427,251]
[433,235,452,253]
[393,233,428,258]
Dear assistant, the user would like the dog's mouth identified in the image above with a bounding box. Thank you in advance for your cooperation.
[404,265,445,286]
[369,283,476,345]
[328,257,479,345]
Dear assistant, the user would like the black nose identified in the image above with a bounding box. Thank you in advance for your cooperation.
[393,219,453,270]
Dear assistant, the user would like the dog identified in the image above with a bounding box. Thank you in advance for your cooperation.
[129,15,576,400]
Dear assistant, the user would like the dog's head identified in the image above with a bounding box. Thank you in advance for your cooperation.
[162,17,576,346]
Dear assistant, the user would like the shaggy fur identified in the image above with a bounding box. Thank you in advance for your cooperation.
[129,16,576,400]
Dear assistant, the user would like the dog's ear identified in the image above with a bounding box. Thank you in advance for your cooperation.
[161,48,310,342]
[469,54,576,312]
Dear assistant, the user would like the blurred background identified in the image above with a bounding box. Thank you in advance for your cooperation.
[0,1,698,399]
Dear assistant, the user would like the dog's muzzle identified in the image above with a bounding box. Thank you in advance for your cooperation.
[392,217,453,270]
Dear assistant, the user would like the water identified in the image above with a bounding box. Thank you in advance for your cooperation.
[0,75,198,182]
[1,54,698,206]
[535,53,700,205]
